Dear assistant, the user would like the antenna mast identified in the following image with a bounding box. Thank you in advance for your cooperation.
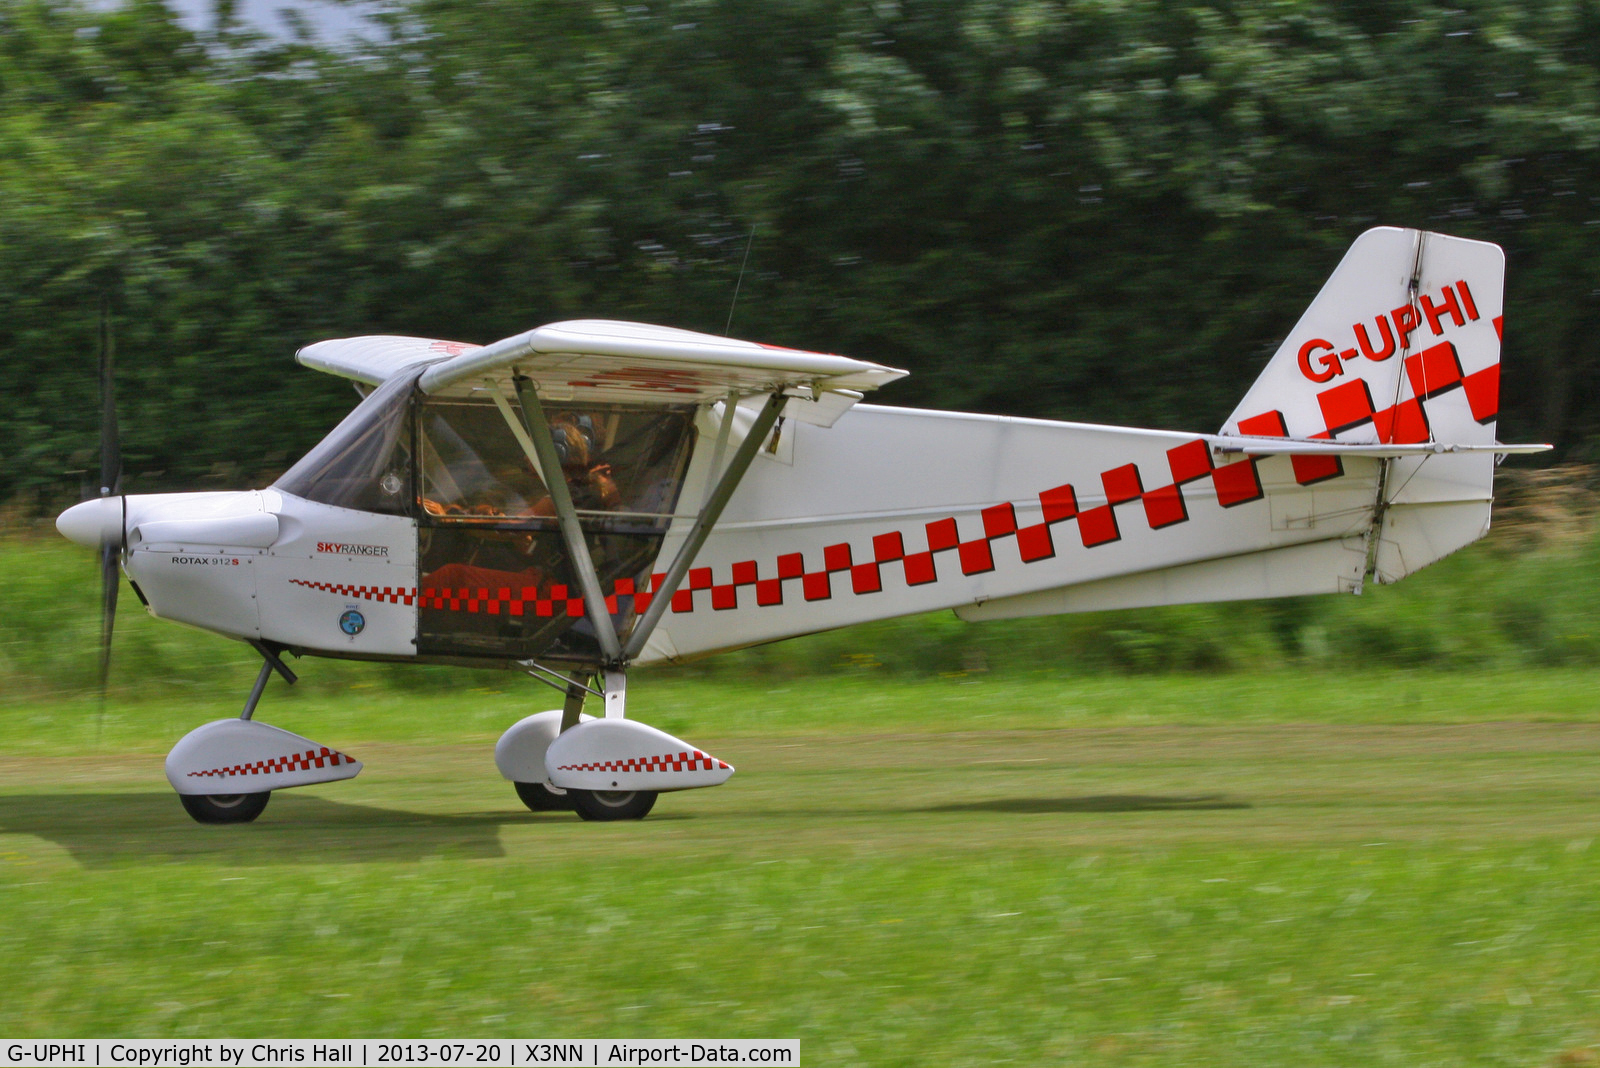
[724,225,757,336]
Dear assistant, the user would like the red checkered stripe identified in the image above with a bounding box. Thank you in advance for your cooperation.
[294,439,1277,617]
[1236,327,1503,488]
[290,579,414,605]
[556,750,730,773]
[187,747,355,779]
[291,576,608,619]
[649,436,1279,613]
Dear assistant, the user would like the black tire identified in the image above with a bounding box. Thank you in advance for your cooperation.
[179,791,270,824]
[570,788,658,822]
[514,780,573,812]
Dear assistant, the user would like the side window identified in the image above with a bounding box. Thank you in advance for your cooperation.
[543,405,697,522]
[416,399,696,526]
[275,374,414,514]
[419,401,548,518]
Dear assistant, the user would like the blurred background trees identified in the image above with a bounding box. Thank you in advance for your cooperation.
[4,0,1599,505]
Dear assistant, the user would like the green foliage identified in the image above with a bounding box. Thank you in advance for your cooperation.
[4,0,1600,505]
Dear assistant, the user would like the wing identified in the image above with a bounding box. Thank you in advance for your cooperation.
[296,335,480,386]
[296,321,907,418]
[414,319,906,404]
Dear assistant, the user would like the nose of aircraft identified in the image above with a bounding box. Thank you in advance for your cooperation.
[57,496,123,548]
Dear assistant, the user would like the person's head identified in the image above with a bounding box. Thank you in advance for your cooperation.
[550,414,597,468]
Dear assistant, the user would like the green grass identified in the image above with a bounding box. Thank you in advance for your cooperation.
[4,677,1600,1064]
[12,667,1600,755]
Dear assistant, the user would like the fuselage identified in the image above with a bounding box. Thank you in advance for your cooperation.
[59,390,1492,670]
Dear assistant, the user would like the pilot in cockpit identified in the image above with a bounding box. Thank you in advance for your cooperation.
[420,412,620,520]
[418,411,621,597]
[527,414,621,516]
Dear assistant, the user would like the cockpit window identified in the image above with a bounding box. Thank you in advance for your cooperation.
[275,373,414,514]
[418,400,543,518]
[417,397,695,527]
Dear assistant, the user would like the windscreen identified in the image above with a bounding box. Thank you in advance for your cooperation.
[275,373,414,514]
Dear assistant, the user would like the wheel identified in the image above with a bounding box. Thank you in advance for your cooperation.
[514,780,573,812]
[570,788,658,822]
[179,791,271,824]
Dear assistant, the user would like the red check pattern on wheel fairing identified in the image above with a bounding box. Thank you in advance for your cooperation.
[302,352,1498,621]
[556,751,730,774]
[187,746,355,779]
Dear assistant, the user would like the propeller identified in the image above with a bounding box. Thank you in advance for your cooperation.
[55,298,129,716]
[96,297,123,696]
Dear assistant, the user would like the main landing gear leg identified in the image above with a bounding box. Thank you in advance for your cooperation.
[496,386,782,826]
[566,668,658,822]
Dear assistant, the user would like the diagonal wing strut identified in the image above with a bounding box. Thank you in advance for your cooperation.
[489,377,786,668]
[622,391,788,662]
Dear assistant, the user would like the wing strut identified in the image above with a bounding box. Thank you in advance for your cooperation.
[621,390,787,661]
[510,375,625,664]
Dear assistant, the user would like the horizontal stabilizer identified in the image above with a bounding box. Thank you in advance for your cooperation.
[1207,434,1550,457]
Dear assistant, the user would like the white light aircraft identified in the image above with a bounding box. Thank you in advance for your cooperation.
[57,227,1547,823]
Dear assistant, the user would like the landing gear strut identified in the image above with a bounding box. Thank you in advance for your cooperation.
[485,384,780,824]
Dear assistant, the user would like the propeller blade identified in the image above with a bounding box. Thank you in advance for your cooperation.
[99,537,119,695]
[95,296,123,708]
[99,295,121,501]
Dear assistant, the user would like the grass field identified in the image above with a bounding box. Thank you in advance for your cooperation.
[4,671,1600,1065]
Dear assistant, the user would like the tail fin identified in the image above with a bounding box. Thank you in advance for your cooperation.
[1223,228,1509,585]
[1223,227,1503,448]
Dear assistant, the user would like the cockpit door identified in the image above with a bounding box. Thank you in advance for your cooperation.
[413,395,695,662]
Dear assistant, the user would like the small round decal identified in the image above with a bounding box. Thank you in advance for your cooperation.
[339,609,366,636]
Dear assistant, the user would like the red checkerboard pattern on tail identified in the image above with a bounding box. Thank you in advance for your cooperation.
[1224,227,1503,455]
[187,746,356,779]
[1233,331,1503,487]
[555,751,730,774]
